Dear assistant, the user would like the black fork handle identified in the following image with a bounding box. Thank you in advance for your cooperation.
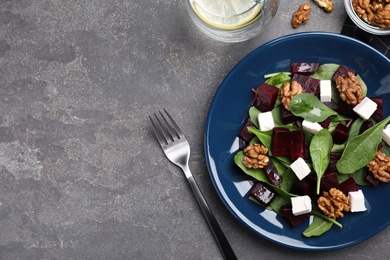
[187,176,238,260]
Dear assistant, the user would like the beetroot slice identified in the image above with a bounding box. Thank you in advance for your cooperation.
[336,101,358,119]
[271,128,291,156]
[253,83,279,112]
[320,170,340,192]
[332,65,355,82]
[359,120,374,134]
[250,182,276,207]
[280,206,310,227]
[339,177,359,195]
[264,161,283,185]
[291,74,320,95]
[291,62,319,75]
[332,123,349,144]
[371,97,384,122]
[281,106,298,125]
[319,117,331,129]
[290,129,305,161]
[290,178,314,197]
[323,100,339,111]
[364,172,380,187]
[239,118,256,143]
[327,152,342,171]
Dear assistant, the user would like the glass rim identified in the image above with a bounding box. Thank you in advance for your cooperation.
[191,0,262,18]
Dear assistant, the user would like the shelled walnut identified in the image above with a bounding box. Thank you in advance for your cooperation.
[242,144,269,169]
[313,0,334,13]
[335,72,363,105]
[367,151,390,182]
[292,3,311,28]
[318,188,350,218]
[280,81,303,110]
[353,0,390,29]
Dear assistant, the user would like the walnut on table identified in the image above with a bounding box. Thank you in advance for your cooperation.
[367,151,390,182]
[317,188,350,218]
[312,0,334,13]
[335,72,363,105]
[280,81,303,111]
[242,144,269,169]
[291,3,311,28]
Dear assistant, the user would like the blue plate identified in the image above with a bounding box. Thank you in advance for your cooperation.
[204,32,390,251]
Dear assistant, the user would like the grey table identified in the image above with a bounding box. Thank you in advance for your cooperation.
[0,0,388,259]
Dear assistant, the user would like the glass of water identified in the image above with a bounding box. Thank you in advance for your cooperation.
[184,0,279,42]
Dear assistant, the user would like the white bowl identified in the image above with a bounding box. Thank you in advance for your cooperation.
[344,0,390,35]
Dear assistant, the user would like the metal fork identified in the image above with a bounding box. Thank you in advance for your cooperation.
[149,109,237,260]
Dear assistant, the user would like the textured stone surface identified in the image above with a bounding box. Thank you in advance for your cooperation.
[0,0,389,259]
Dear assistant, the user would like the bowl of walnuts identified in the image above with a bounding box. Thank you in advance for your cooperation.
[344,0,390,35]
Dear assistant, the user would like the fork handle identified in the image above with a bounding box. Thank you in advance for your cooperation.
[187,175,238,260]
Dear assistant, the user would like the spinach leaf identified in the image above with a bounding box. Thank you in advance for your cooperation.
[303,216,333,237]
[249,106,260,128]
[310,129,333,194]
[248,126,272,149]
[266,72,291,86]
[337,116,390,174]
[310,64,339,80]
[381,141,390,155]
[290,93,337,122]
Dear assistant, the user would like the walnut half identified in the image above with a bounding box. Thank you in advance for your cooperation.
[367,151,390,182]
[292,3,311,28]
[335,72,363,105]
[280,81,303,111]
[242,144,269,169]
[313,0,334,13]
[317,188,350,218]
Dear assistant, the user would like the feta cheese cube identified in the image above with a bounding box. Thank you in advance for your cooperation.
[302,120,323,135]
[382,124,390,146]
[353,97,378,120]
[348,190,367,212]
[257,111,274,132]
[320,80,332,102]
[290,157,311,180]
[291,195,312,216]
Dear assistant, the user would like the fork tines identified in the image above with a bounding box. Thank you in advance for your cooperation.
[149,109,184,146]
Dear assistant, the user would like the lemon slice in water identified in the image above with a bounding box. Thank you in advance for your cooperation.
[192,0,261,30]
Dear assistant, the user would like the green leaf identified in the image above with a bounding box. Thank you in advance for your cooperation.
[249,106,260,128]
[234,151,268,182]
[310,129,333,194]
[337,116,390,174]
[248,126,272,150]
[290,93,337,122]
[266,72,291,86]
[303,216,333,237]
[310,64,339,80]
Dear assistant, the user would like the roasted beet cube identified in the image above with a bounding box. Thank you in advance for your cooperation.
[332,65,355,82]
[290,129,305,161]
[253,83,279,112]
[271,127,291,156]
[339,177,359,195]
[264,161,283,185]
[280,206,310,227]
[250,182,276,207]
[337,101,358,119]
[359,120,374,134]
[324,100,339,111]
[291,62,319,75]
[292,74,320,95]
[371,97,384,122]
[332,123,349,144]
[239,118,256,143]
[281,106,298,124]
[319,117,331,129]
[365,172,380,187]
[290,178,314,196]
[320,170,340,192]
[327,152,342,171]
